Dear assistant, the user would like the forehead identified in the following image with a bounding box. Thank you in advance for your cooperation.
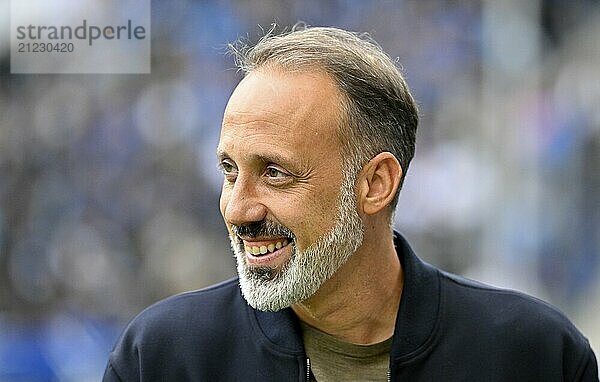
[218,69,344,159]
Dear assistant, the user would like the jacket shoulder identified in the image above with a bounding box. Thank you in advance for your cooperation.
[437,271,597,380]
[440,270,577,330]
[126,277,242,335]
[105,278,248,381]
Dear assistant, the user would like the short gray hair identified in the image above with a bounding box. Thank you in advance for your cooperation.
[229,24,419,211]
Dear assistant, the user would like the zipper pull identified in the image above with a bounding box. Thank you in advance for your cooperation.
[306,358,311,382]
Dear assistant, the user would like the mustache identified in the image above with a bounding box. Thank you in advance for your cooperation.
[231,220,294,240]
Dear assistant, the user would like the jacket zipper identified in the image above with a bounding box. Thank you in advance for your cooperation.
[305,357,390,381]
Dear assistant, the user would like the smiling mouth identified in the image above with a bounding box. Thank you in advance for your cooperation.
[243,238,291,257]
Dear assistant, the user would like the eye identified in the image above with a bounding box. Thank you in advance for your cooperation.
[265,166,287,178]
[219,159,238,181]
[263,165,293,186]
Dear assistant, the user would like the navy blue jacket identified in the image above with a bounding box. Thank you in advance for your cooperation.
[104,233,598,381]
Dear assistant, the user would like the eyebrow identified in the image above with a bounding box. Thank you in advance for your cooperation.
[216,148,228,161]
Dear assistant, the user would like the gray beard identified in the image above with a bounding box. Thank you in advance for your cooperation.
[229,173,365,311]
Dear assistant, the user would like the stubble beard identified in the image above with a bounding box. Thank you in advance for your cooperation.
[229,172,365,311]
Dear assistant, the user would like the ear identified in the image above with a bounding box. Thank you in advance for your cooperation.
[357,152,402,216]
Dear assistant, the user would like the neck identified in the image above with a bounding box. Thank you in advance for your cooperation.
[292,225,403,345]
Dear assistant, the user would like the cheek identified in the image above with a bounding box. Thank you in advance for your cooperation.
[282,189,341,245]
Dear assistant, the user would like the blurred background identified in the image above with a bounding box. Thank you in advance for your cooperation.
[0,0,599,380]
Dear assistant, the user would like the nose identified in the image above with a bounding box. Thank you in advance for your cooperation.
[221,175,268,226]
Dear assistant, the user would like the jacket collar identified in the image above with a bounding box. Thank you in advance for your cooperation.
[390,231,441,361]
[248,231,441,359]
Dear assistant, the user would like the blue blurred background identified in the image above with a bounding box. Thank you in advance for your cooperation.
[0,0,599,380]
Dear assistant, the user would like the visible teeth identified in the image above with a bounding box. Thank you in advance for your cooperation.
[245,240,290,256]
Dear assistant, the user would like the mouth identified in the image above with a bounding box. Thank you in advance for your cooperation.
[239,236,294,266]
[244,238,290,256]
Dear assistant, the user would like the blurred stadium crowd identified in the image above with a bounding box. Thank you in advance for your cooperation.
[0,0,599,380]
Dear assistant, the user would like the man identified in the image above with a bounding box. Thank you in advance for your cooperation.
[104,26,598,381]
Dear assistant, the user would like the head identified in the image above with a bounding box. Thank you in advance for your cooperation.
[218,25,418,311]
[230,24,419,208]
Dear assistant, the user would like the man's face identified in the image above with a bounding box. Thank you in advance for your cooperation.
[217,69,364,311]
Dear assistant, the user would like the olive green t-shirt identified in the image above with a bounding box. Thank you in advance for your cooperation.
[300,322,392,382]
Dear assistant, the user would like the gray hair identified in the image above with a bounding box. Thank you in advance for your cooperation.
[228,24,419,211]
